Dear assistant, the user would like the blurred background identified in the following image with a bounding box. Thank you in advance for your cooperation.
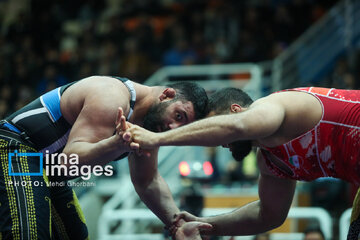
[1,0,360,239]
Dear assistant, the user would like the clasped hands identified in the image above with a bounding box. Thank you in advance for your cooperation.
[167,211,213,240]
[115,107,161,155]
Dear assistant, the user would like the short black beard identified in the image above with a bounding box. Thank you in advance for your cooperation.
[143,101,172,132]
[230,140,253,162]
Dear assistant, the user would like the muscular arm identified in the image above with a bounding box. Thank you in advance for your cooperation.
[128,150,181,226]
[62,79,131,167]
[127,99,286,149]
[191,150,296,236]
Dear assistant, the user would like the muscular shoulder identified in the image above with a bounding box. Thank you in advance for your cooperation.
[264,90,320,109]
[253,92,322,127]
[61,76,131,125]
[81,76,130,99]
[256,91,322,145]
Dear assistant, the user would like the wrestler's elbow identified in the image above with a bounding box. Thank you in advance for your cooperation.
[258,216,286,233]
[260,207,288,230]
[268,215,286,230]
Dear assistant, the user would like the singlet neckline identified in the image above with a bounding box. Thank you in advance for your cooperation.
[110,77,136,120]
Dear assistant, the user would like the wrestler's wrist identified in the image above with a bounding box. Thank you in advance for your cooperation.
[156,132,167,147]
[164,223,179,238]
[177,218,186,226]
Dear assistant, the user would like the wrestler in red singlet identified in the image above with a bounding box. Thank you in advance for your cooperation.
[261,87,360,186]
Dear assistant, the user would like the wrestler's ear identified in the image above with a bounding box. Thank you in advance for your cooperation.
[159,88,176,101]
[230,104,242,113]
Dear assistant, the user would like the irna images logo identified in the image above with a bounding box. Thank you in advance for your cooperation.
[8,150,113,180]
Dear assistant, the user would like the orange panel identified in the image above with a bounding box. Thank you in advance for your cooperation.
[309,87,330,96]
[204,196,258,208]
[270,220,291,232]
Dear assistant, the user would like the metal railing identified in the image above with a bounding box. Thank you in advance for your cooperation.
[145,63,266,100]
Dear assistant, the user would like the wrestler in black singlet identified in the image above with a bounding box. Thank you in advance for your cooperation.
[0,77,136,240]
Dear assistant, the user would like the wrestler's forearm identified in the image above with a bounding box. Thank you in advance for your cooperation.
[151,103,284,148]
[134,172,181,226]
[156,114,243,147]
[199,200,282,236]
[198,170,295,236]
[129,151,182,227]
[62,135,126,166]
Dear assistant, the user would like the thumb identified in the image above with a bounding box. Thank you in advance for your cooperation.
[129,142,140,150]
[115,107,124,125]
[173,213,186,224]
[122,132,132,141]
[197,223,212,231]
[175,211,196,222]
